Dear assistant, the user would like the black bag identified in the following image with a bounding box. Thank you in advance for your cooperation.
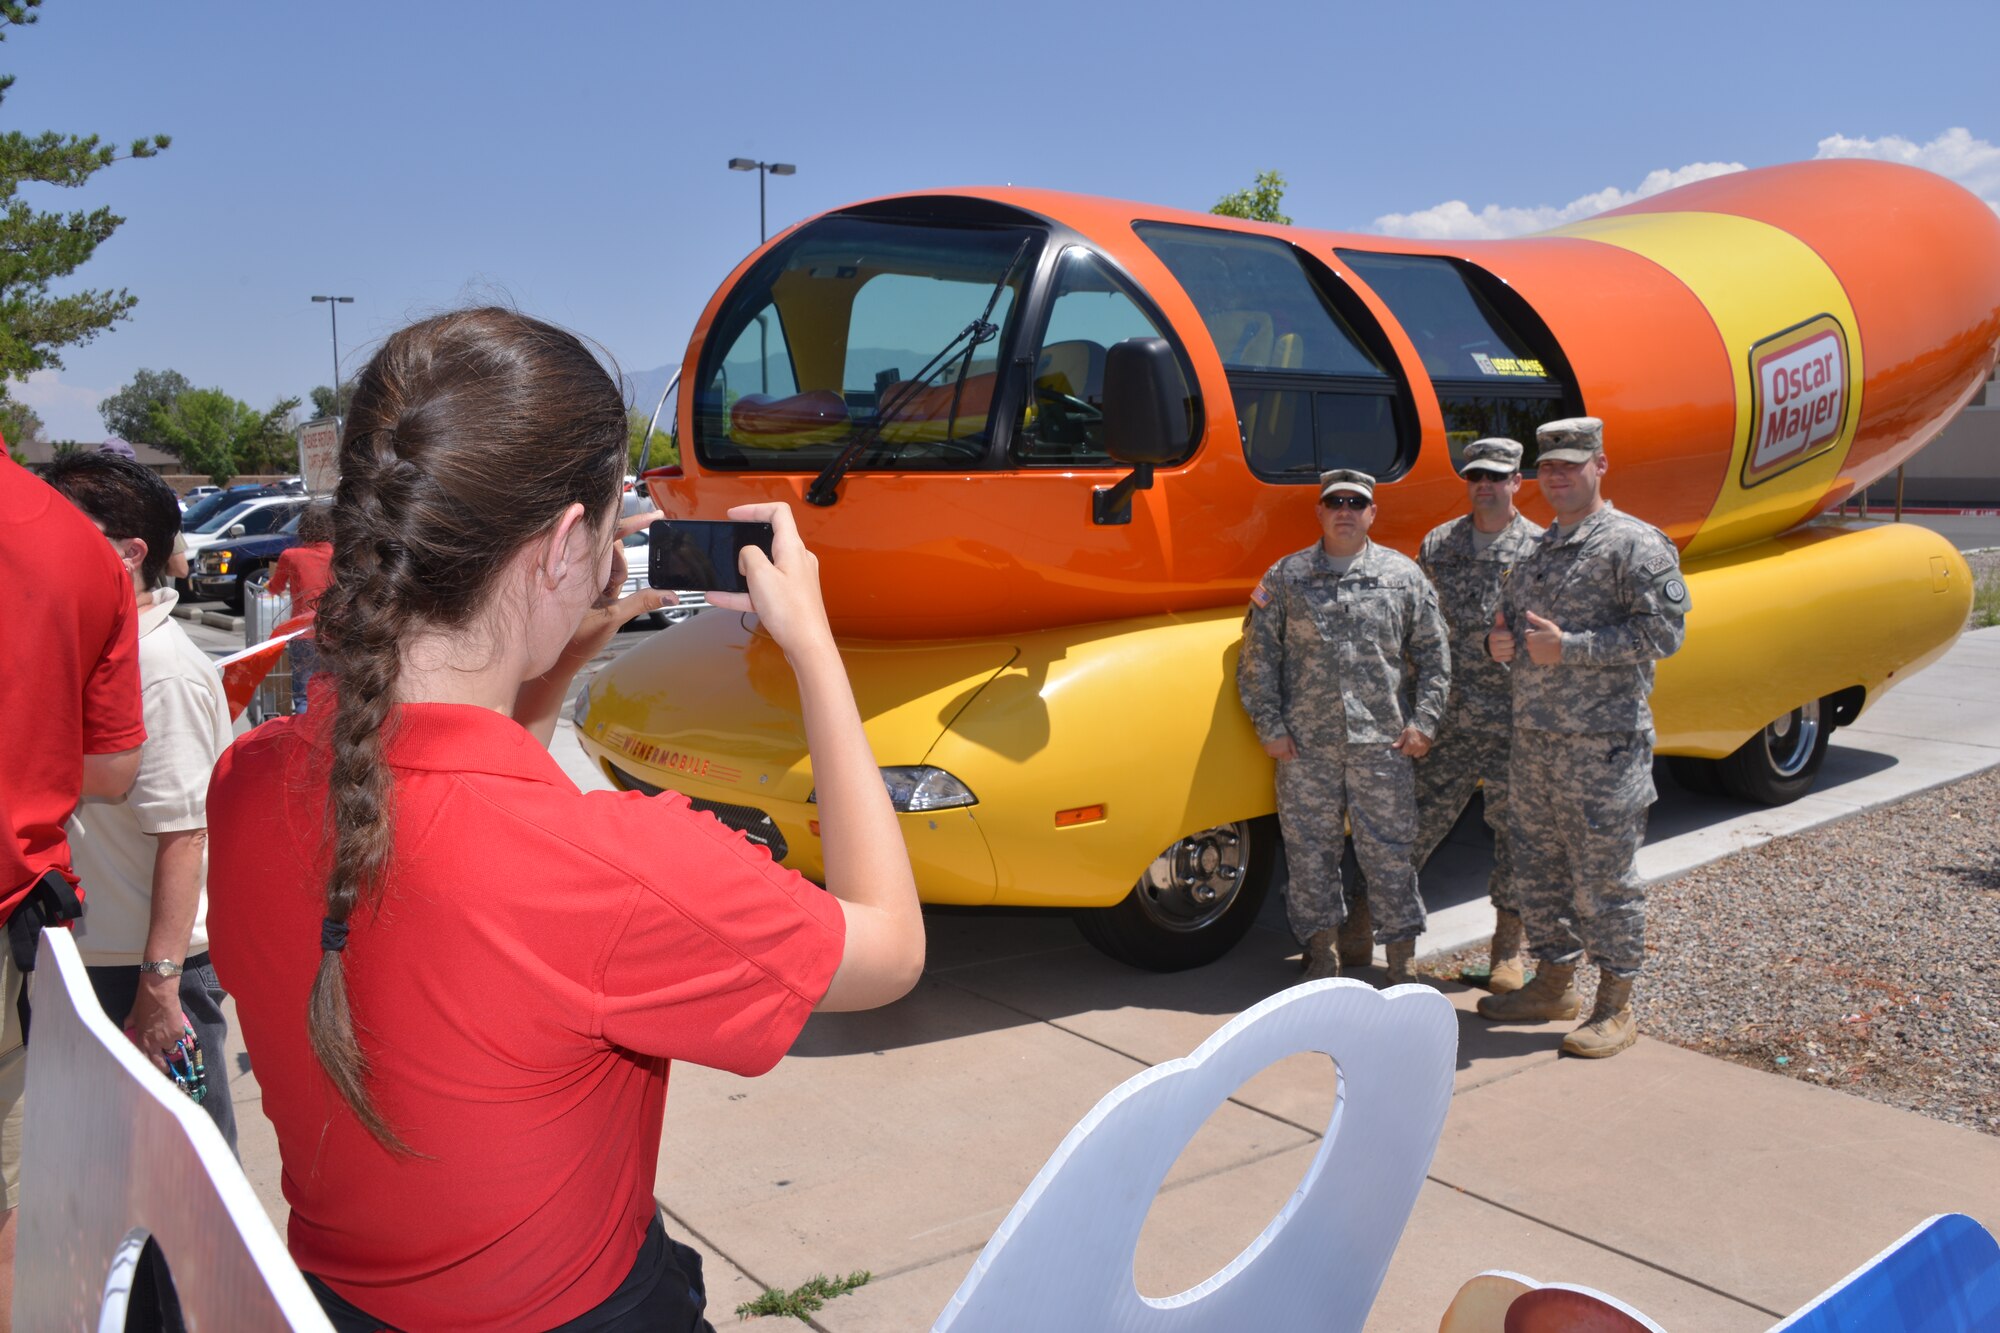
[6,867,85,1042]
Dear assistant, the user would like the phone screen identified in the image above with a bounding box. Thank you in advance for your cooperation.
[647,519,775,594]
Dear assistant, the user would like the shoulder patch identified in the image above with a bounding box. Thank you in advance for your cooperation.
[1250,582,1271,609]
[1663,577,1688,605]
[1641,551,1673,576]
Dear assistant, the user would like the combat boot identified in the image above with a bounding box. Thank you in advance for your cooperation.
[1302,930,1341,981]
[1384,939,1424,987]
[1562,970,1637,1058]
[1488,910,1529,993]
[1475,960,1578,1021]
[1336,896,1374,968]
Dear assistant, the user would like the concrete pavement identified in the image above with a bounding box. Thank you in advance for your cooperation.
[221,627,2000,1329]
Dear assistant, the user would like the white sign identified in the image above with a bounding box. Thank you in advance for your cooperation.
[1745,316,1849,485]
[298,417,342,495]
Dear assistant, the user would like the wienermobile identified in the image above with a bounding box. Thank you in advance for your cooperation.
[574,160,2000,970]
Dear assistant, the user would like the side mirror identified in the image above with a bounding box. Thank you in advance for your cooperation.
[1094,337,1194,525]
[1101,337,1192,465]
[226,524,246,537]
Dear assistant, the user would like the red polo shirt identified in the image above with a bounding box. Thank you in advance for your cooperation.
[270,541,333,614]
[205,698,844,1331]
[0,454,145,909]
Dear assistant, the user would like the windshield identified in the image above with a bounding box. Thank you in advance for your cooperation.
[181,492,240,528]
[692,214,1039,471]
[192,501,257,534]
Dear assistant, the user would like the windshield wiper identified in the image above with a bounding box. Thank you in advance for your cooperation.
[805,237,1031,508]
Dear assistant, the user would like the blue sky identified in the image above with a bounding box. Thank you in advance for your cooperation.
[8,0,1998,440]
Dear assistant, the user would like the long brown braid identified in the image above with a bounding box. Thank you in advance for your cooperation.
[309,308,627,1150]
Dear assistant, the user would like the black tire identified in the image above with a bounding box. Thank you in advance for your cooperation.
[1714,696,1833,805]
[1073,815,1278,972]
[224,573,249,615]
[1666,754,1724,796]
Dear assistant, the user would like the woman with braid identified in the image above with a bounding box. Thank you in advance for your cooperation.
[205,309,923,1332]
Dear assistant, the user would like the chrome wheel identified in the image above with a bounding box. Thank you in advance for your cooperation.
[1133,821,1251,934]
[1760,699,1823,778]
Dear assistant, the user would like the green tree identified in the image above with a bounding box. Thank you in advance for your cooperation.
[1211,170,1292,225]
[148,388,297,485]
[309,379,355,421]
[0,1,170,401]
[98,366,190,440]
[627,409,677,474]
[0,392,41,454]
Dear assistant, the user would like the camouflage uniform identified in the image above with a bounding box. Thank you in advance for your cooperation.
[1238,540,1450,944]
[1497,503,1688,977]
[1413,511,1544,912]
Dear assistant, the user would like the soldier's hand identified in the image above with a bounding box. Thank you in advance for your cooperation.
[1487,610,1516,663]
[1523,610,1565,664]
[1262,736,1298,762]
[1392,725,1432,759]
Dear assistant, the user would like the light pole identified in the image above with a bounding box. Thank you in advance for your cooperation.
[310,295,353,420]
[727,158,797,244]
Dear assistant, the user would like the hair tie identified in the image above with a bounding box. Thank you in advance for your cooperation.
[321,917,350,952]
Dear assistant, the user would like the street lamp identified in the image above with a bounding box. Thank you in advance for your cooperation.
[727,158,797,244]
[309,295,354,421]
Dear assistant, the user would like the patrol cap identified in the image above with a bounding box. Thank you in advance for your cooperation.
[1318,468,1375,501]
[1459,437,1524,477]
[1535,416,1604,463]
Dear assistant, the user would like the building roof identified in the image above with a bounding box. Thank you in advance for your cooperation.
[15,438,180,468]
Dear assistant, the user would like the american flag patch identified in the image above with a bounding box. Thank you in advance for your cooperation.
[1250,582,1271,608]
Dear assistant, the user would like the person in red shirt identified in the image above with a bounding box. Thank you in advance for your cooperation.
[268,502,334,614]
[269,502,334,712]
[0,450,147,1332]
[205,309,923,1333]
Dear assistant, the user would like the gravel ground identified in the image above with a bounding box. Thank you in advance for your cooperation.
[1422,765,2000,1137]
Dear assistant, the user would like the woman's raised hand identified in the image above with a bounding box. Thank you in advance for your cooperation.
[707,503,834,658]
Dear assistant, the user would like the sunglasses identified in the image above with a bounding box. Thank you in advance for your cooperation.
[1319,494,1372,510]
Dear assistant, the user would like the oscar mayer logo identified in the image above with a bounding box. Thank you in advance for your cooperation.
[1743,314,1852,487]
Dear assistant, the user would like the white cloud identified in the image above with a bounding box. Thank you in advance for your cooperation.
[6,369,113,443]
[1371,128,2000,239]
[1813,127,2000,215]
[1373,161,1747,240]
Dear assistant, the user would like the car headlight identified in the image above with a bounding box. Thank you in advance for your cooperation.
[810,765,977,812]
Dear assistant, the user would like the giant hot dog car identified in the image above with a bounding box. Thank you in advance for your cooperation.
[575,160,2000,970]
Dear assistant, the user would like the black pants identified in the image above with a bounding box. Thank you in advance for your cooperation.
[87,953,237,1153]
[306,1212,715,1333]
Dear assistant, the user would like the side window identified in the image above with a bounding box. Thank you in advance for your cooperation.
[1015,249,1190,465]
[1135,222,1411,484]
[1336,250,1581,471]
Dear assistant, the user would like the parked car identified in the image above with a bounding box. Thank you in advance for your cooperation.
[179,484,272,531]
[189,508,305,612]
[181,495,308,559]
[179,484,221,512]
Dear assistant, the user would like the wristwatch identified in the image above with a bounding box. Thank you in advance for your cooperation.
[137,959,184,978]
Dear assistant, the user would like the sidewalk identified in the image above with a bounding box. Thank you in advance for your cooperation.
[226,628,2000,1329]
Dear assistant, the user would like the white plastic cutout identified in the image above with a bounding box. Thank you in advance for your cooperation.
[16,928,332,1331]
[933,978,1458,1333]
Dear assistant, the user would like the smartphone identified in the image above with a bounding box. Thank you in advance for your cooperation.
[648,519,774,594]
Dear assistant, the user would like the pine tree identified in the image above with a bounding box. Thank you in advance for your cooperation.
[0,0,170,398]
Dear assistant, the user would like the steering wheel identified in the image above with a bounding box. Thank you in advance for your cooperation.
[1035,383,1104,423]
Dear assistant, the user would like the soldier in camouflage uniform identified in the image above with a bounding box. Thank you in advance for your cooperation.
[1413,437,1543,991]
[1237,469,1450,986]
[1476,418,1689,1058]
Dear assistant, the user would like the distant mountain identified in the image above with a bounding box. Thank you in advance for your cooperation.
[620,346,979,420]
